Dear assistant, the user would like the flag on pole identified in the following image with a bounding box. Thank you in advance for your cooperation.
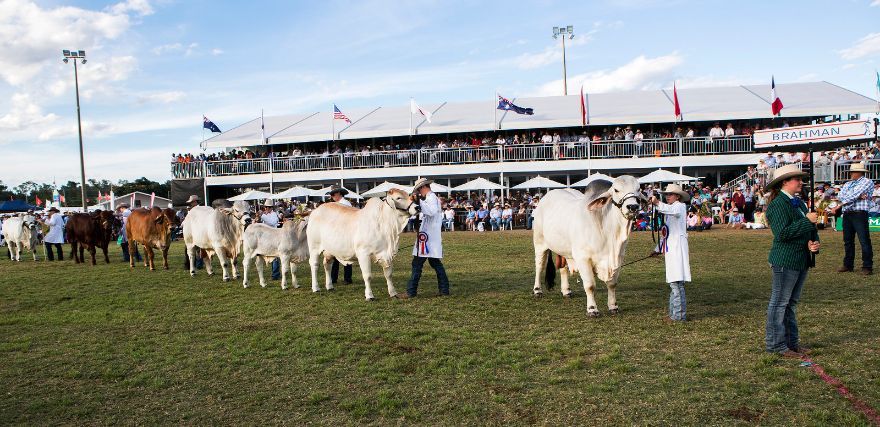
[579,85,587,126]
[410,99,433,123]
[150,192,156,208]
[333,104,351,124]
[497,95,534,115]
[60,195,65,204]
[35,195,42,206]
[130,193,135,208]
[203,116,221,133]
[98,191,102,201]
[770,76,784,116]
[673,81,682,121]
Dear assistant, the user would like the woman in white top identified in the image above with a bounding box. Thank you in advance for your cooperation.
[40,207,65,261]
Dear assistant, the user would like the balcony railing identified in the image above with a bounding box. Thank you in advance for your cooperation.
[173,136,760,179]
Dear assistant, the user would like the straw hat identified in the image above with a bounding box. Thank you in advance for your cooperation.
[186,195,200,204]
[263,199,275,207]
[766,164,809,189]
[327,185,348,197]
[46,207,60,214]
[660,183,691,203]
[848,162,869,174]
[412,178,434,193]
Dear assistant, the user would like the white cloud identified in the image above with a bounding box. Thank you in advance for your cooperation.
[136,91,186,104]
[0,93,58,131]
[872,0,880,6]
[838,32,880,60]
[49,56,138,99]
[211,48,224,56]
[533,53,683,96]
[185,43,198,56]
[152,43,182,55]
[107,0,153,16]
[515,22,617,70]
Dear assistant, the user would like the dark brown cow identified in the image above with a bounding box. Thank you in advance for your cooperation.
[66,210,121,265]
[126,207,174,270]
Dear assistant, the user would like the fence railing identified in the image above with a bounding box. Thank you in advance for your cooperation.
[183,135,760,178]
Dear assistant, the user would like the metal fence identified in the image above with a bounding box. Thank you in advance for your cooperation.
[171,162,204,179]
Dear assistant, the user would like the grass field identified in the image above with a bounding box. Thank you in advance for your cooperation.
[0,228,877,425]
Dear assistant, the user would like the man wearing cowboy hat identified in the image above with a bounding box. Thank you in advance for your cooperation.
[38,207,65,261]
[829,162,874,275]
[406,178,450,298]
[764,164,820,358]
[259,199,283,280]
[649,184,692,322]
[328,185,353,285]
[186,195,201,209]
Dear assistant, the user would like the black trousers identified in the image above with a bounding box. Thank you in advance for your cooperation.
[122,242,141,262]
[744,201,756,222]
[331,259,352,284]
[842,211,873,269]
[406,256,449,296]
[44,243,63,261]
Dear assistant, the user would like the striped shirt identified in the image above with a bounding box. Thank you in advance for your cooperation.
[838,177,875,212]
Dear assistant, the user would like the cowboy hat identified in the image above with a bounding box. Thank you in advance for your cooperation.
[327,185,349,197]
[411,178,434,194]
[46,207,60,213]
[262,199,275,207]
[848,162,869,174]
[186,195,200,203]
[766,164,809,189]
[660,183,691,203]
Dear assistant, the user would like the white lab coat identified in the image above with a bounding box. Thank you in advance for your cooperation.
[44,214,65,244]
[413,191,443,258]
[338,198,352,207]
[655,201,691,283]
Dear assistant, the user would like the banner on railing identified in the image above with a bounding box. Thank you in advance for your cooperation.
[754,120,875,149]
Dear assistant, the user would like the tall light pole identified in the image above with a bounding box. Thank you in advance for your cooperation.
[62,49,88,211]
[552,25,574,95]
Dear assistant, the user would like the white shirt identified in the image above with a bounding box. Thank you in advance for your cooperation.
[541,134,553,144]
[655,201,691,283]
[502,208,513,218]
[685,129,695,137]
[490,208,502,219]
[443,208,455,220]
[724,127,735,136]
[261,211,280,227]
[413,192,443,258]
[44,213,65,244]
[709,127,724,137]
[337,198,352,207]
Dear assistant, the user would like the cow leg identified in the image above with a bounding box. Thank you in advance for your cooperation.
[14,243,21,262]
[606,271,621,314]
[69,243,77,263]
[128,241,136,268]
[102,244,110,264]
[161,247,169,270]
[255,255,267,288]
[241,251,251,288]
[578,261,600,317]
[533,247,550,296]
[381,263,398,298]
[89,245,97,265]
[357,255,375,301]
[560,263,572,297]
[80,245,86,264]
[279,256,289,290]
[145,245,156,270]
[187,244,197,276]
[229,250,239,280]
[308,251,321,293]
[289,262,299,289]
[215,250,231,281]
[204,252,215,276]
[322,255,335,291]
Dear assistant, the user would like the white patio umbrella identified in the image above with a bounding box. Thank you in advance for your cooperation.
[637,169,698,184]
[570,173,613,187]
[512,175,566,190]
[362,181,412,198]
[311,186,363,200]
[452,177,505,191]
[272,186,314,199]
[227,190,275,201]
[428,182,452,193]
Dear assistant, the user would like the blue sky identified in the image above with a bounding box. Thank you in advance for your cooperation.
[2,0,880,187]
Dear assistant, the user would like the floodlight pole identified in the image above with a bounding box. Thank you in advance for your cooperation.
[63,50,88,211]
[553,26,574,96]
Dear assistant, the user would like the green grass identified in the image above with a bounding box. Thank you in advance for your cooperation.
[0,229,877,425]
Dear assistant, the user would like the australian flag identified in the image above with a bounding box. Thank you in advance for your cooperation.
[203,116,221,133]
[497,95,534,115]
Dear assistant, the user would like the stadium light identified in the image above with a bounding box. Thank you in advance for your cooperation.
[62,49,88,211]
[552,25,574,95]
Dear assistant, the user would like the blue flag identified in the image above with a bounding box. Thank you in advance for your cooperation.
[497,95,534,115]
[203,116,221,133]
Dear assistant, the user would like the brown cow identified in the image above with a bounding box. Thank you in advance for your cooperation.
[66,210,121,265]
[126,207,174,270]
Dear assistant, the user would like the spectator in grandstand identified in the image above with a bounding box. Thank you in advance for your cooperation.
[709,123,724,138]
[476,205,489,231]
[443,205,455,231]
[501,203,513,230]
[727,208,745,229]
[489,203,502,231]
[724,123,735,137]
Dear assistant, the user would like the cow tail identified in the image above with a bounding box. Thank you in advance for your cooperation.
[544,252,556,290]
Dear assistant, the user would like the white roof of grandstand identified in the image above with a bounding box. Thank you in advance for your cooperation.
[203,81,877,148]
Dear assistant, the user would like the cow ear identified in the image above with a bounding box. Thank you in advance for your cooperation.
[155,216,165,224]
[587,191,612,211]
[220,208,233,215]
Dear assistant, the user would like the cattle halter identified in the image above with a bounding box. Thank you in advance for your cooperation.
[610,192,642,219]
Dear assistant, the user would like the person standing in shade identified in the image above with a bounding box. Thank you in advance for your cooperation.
[259,199,282,281]
[649,184,692,322]
[40,207,64,261]
[829,162,874,276]
[406,178,450,298]
[328,185,354,285]
[764,164,820,358]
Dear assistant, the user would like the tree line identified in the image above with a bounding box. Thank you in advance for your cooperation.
[0,178,170,207]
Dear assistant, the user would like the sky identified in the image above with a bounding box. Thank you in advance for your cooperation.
[2,0,880,187]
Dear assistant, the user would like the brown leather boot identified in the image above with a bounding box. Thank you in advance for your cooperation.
[837,266,853,273]
[860,268,873,276]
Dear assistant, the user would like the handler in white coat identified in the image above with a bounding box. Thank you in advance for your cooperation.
[40,207,65,261]
[650,184,692,321]
[406,178,450,297]
[328,185,354,285]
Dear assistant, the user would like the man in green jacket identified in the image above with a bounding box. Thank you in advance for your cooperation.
[764,165,821,358]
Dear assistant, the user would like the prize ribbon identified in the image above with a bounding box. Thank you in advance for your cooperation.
[417,232,429,255]
[658,224,669,254]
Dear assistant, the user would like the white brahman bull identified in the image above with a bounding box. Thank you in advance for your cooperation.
[307,188,418,300]
[531,176,644,317]
[2,215,39,262]
[241,219,309,290]
[182,200,253,281]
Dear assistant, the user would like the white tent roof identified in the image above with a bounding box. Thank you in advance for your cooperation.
[362,181,412,198]
[272,186,314,199]
[512,176,566,189]
[570,173,614,187]
[452,177,505,191]
[203,81,878,149]
[227,190,275,201]
[428,182,452,193]
[311,186,363,199]
[638,169,699,184]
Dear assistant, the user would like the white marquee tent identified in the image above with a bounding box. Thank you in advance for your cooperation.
[452,177,505,191]
[512,176,566,190]
[227,190,275,201]
[637,169,699,184]
[570,173,614,187]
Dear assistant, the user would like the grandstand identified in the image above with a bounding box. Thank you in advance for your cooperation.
[171,81,879,199]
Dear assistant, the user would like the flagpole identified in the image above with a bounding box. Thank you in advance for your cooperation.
[331,104,336,141]
[201,113,205,150]
[493,91,498,130]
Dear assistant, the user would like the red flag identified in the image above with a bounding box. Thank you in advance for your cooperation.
[35,195,42,206]
[579,85,588,126]
[60,195,66,204]
[98,191,103,201]
[673,81,682,121]
[770,76,784,116]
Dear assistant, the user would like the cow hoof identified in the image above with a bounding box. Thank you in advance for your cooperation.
[190,272,195,277]
[222,277,230,282]
[260,283,267,288]
[609,308,620,315]
[587,306,600,317]
[533,291,544,298]
[293,285,301,289]
[563,293,573,298]
[243,284,249,288]
[281,286,287,291]
[366,297,376,302]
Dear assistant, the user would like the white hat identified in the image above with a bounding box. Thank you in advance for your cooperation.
[660,183,691,203]
[186,195,200,204]
[848,162,869,173]
[263,199,275,207]
[412,178,434,193]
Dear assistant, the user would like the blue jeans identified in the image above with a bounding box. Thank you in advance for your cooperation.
[406,256,449,297]
[765,265,808,353]
[271,258,281,280]
[668,281,686,321]
[490,218,501,231]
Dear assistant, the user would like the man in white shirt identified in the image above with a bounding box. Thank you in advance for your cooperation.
[709,123,724,138]
[501,204,513,230]
[40,207,65,261]
[406,178,450,297]
[328,186,354,284]
[489,203,502,231]
[443,206,455,231]
[724,123,735,137]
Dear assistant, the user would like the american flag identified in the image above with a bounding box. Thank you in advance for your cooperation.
[334,104,351,124]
